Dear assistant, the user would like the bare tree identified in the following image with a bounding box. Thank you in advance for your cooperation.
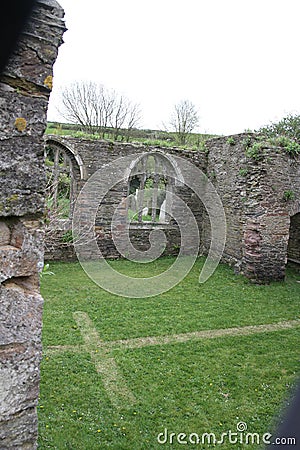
[170,99,199,145]
[110,93,128,141]
[59,81,102,133]
[109,95,142,141]
[98,88,115,137]
[58,80,142,139]
[124,102,142,142]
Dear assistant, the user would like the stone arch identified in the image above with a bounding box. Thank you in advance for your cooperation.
[45,135,87,181]
[287,207,300,264]
[127,151,183,223]
[44,136,87,219]
[128,150,184,184]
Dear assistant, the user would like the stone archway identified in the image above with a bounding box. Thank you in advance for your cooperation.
[127,151,182,223]
[44,136,87,220]
[287,212,300,264]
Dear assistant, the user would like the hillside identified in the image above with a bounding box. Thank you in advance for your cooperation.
[46,121,219,150]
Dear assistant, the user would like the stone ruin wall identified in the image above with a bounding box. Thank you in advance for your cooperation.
[44,139,207,261]
[1,1,299,448]
[0,1,64,448]
[205,134,300,282]
[45,135,300,284]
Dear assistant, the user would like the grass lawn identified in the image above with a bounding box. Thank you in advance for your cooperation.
[38,258,300,449]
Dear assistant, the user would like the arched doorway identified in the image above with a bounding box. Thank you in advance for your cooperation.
[287,212,300,264]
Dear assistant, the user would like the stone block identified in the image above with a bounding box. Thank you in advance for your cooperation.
[0,284,43,345]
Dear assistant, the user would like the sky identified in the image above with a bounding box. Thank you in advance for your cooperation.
[47,0,300,135]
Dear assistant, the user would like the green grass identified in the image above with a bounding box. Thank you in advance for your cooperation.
[45,122,217,150]
[38,258,300,449]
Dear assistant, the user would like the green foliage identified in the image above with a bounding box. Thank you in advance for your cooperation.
[128,208,159,223]
[265,136,300,156]
[46,122,217,151]
[238,168,248,177]
[62,230,74,243]
[197,140,208,153]
[283,190,295,201]
[258,114,300,157]
[285,140,300,156]
[245,142,264,160]
[259,113,300,141]
[46,196,70,219]
[226,136,236,146]
[40,263,54,278]
[242,136,252,149]
[266,135,291,147]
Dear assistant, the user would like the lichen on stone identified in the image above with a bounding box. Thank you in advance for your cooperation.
[44,75,53,90]
[14,117,27,132]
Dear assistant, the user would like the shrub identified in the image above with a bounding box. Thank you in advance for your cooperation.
[245,142,264,160]
[226,137,236,146]
[283,190,295,201]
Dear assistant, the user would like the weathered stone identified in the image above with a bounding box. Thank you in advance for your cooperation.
[0,343,41,417]
[0,1,65,447]
[0,219,44,283]
[0,222,10,246]
[288,212,300,262]
[0,284,43,345]
[44,134,300,283]
[0,407,38,449]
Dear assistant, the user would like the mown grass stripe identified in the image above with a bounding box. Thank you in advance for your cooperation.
[72,311,136,408]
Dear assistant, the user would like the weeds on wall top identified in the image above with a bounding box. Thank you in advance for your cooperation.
[265,136,300,156]
[257,113,300,157]
[243,134,300,161]
[243,137,266,161]
[226,136,236,146]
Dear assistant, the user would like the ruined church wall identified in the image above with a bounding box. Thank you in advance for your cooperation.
[44,140,207,261]
[45,135,300,283]
[205,134,300,282]
[204,134,249,267]
[0,1,65,447]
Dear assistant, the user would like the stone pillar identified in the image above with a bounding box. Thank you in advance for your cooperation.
[0,1,65,448]
[241,150,291,283]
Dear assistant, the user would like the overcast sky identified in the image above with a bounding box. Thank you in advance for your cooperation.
[47,0,300,135]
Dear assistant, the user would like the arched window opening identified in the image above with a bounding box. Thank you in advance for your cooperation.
[287,212,300,264]
[128,153,173,223]
[45,145,75,221]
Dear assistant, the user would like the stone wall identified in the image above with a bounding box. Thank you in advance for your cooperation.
[206,134,300,282]
[287,213,300,262]
[44,139,207,262]
[0,1,64,448]
[45,135,300,283]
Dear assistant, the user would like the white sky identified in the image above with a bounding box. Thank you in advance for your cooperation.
[47,0,300,135]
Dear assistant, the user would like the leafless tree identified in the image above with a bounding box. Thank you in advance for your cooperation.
[170,99,199,145]
[124,102,142,141]
[109,95,142,141]
[59,81,102,133]
[59,80,142,139]
[110,93,128,141]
